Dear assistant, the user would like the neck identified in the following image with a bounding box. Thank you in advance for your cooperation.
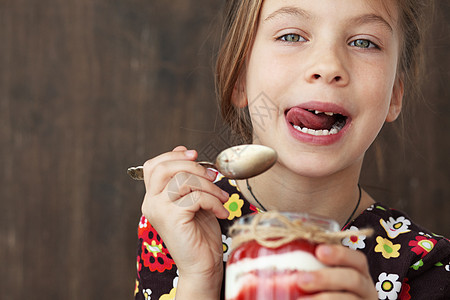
[238,158,373,228]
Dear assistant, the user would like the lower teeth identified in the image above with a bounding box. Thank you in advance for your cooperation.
[293,124,342,136]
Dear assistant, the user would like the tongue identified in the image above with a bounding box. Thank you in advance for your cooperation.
[286,107,336,130]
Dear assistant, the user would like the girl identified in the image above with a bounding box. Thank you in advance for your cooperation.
[135,0,449,299]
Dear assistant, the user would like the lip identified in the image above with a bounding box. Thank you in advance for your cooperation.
[285,101,351,117]
[284,101,352,146]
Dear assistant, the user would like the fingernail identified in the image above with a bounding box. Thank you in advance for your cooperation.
[207,169,217,180]
[221,190,229,200]
[185,150,196,158]
[319,245,332,257]
[222,208,230,219]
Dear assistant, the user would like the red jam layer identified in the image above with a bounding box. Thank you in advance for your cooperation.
[228,239,317,265]
[226,239,320,300]
[230,269,314,300]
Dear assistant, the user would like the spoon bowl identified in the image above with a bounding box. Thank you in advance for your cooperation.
[214,144,277,179]
[127,144,277,180]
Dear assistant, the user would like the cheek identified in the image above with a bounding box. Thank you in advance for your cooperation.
[356,87,392,146]
[246,62,296,108]
[358,67,396,111]
[246,43,296,97]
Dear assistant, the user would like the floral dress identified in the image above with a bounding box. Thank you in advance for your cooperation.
[134,172,450,300]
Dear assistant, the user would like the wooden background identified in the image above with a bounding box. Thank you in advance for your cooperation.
[0,1,448,299]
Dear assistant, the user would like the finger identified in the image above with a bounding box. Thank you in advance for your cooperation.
[144,188,229,222]
[148,160,219,196]
[180,190,230,220]
[164,172,229,204]
[297,291,360,300]
[142,148,197,182]
[142,174,229,221]
[172,145,188,152]
[296,267,376,298]
[315,244,370,275]
[143,150,200,193]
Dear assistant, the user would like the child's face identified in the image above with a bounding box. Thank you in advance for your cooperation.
[241,0,403,177]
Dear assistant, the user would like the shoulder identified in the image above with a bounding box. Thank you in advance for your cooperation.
[354,202,449,249]
[344,203,450,299]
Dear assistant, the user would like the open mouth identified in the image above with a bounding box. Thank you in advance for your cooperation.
[285,107,348,136]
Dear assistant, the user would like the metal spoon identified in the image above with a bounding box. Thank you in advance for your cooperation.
[127,144,277,180]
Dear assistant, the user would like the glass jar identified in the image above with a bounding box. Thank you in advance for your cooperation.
[225,212,339,300]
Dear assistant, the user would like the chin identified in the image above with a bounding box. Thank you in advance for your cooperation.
[275,153,341,179]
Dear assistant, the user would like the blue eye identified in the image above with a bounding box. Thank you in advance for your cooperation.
[279,34,306,43]
[350,39,378,49]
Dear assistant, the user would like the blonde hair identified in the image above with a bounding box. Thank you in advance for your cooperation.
[215,0,263,143]
[215,0,433,142]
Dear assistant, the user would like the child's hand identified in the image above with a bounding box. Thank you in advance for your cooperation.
[141,146,230,299]
[297,244,378,299]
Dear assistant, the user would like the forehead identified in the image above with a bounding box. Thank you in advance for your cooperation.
[260,0,399,28]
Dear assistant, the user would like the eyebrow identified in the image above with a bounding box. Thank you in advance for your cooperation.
[264,6,311,22]
[349,13,393,33]
[264,7,393,34]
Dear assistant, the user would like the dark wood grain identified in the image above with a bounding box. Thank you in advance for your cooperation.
[0,1,448,299]
[360,1,450,236]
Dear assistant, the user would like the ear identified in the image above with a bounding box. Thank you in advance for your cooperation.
[231,73,248,108]
[385,76,404,122]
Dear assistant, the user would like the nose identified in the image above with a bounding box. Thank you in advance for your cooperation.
[304,45,349,86]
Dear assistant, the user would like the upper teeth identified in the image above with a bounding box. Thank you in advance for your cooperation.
[307,109,334,116]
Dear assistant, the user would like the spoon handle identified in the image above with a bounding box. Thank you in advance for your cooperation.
[127,161,216,181]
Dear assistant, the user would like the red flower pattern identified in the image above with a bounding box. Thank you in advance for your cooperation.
[138,217,175,273]
[249,203,258,213]
[138,215,149,237]
[408,236,437,258]
[398,278,411,300]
